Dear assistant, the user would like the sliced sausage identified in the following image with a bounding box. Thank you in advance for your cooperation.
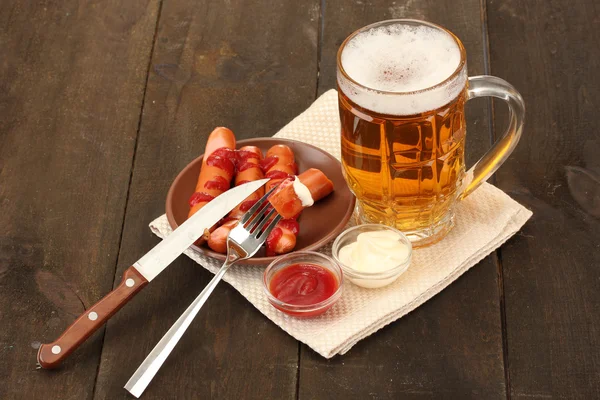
[268,168,334,219]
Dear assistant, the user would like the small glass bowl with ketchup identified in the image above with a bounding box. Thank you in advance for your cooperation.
[262,251,343,318]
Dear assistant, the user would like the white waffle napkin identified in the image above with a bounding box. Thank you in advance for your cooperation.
[149,89,532,358]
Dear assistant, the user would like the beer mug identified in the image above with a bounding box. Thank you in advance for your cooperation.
[337,19,525,247]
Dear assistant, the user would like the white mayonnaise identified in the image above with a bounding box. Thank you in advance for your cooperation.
[338,230,410,274]
[293,176,314,207]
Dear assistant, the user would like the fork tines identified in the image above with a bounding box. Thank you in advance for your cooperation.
[240,184,281,237]
[240,184,278,224]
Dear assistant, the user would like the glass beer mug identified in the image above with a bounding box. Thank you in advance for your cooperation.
[337,19,525,247]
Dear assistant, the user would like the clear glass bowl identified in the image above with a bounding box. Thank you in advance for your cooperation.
[332,224,412,289]
[262,251,343,318]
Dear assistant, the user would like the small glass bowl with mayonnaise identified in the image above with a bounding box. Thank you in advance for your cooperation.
[332,224,412,289]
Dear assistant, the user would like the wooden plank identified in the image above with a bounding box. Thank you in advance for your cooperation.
[0,0,160,399]
[92,1,320,399]
[487,0,600,398]
[300,0,508,398]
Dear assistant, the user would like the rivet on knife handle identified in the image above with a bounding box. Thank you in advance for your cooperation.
[37,266,148,369]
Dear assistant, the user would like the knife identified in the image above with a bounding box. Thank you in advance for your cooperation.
[37,178,269,369]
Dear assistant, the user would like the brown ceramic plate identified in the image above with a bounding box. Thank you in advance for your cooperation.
[166,137,355,265]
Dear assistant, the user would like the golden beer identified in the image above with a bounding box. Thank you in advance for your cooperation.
[337,20,525,246]
[339,89,467,241]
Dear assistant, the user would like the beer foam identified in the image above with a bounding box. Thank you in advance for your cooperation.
[339,23,467,115]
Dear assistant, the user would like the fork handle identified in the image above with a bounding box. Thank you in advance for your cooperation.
[124,257,237,398]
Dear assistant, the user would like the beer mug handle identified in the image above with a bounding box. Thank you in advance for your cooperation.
[459,75,525,199]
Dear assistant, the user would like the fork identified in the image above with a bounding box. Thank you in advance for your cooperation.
[124,187,282,398]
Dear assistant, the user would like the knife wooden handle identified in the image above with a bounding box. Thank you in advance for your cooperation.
[37,266,149,369]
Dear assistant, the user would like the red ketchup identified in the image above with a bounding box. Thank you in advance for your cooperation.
[206,155,235,178]
[188,191,215,207]
[265,170,292,180]
[203,175,230,192]
[237,149,258,164]
[268,263,339,317]
[239,199,258,212]
[260,155,279,173]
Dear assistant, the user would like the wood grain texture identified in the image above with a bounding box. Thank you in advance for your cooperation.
[487,0,600,398]
[0,0,160,398]
[92,0,320,398]
[300,0,506,398]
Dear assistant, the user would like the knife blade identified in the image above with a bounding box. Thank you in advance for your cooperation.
[36,178,269,369]
[133,178,269,281]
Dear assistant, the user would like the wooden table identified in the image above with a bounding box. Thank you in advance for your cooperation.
[1,0,599,398]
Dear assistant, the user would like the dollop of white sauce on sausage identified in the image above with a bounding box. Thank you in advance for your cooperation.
[293,176,314,207]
